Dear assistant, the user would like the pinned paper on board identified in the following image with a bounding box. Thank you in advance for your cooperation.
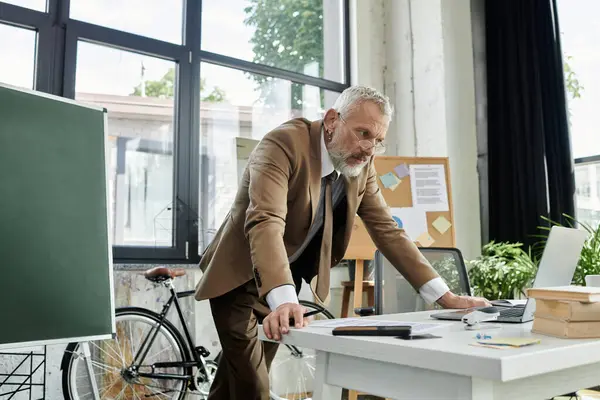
[389,179,402,191]
[390,207,428,242]
[416,231,435,247]
[409,164,449,212]
[432,216,452,235]
[380,172,401,189]
[393,163,410,179]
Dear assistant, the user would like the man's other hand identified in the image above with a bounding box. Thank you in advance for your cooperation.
[436,291,491,309]
[263,302,307,341]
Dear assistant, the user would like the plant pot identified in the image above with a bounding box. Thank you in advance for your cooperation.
[347,259,375,282]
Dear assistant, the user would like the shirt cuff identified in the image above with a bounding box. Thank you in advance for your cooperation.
[265,284,299,311]
[418,277,450,305]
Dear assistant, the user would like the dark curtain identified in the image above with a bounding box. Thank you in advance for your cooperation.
[485,0,575,249]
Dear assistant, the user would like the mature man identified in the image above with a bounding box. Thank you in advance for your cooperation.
[195,86,489,399]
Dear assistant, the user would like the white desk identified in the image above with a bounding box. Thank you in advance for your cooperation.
[259,311,600,400]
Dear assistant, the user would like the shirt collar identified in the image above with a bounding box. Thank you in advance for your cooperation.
[320,126,336,178]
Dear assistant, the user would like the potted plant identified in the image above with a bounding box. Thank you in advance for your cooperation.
[467,241,538,300]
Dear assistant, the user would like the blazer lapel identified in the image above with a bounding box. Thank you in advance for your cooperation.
[308,120,323,225]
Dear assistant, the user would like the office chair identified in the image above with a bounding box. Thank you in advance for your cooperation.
[355,247,472,316]
[418,247,472,297]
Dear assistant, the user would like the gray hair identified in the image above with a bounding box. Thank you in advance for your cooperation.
[332,85,393,120]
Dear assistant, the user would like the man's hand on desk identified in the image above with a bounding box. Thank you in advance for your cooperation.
[263,302,309,341]
[436,291,491,309]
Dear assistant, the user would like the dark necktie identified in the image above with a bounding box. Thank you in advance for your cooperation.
[315,171,336,302]
[288,171,340,264]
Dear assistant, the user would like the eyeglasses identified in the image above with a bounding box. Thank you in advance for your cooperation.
[337,113,386,155]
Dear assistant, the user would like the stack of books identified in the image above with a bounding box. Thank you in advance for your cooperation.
[527,285,600,338]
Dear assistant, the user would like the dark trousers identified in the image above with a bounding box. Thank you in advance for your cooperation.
[207,280,279,399]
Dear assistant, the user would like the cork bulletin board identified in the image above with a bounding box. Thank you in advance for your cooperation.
[344,156,455,260]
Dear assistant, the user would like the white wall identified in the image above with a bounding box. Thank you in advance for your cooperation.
[351,0,482,260]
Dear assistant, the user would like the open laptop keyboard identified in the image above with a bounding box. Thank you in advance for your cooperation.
[499,307,525,318]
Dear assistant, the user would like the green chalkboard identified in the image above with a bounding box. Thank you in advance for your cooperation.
[0,84,114,349]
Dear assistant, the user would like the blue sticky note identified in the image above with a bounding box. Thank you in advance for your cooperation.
[392,216,403,228]
[379,172,400,188]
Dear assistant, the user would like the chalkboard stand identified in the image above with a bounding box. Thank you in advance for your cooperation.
[0,346,46,399]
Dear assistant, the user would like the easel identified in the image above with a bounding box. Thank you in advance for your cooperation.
[342,219,377,316]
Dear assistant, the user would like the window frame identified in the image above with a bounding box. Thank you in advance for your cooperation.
[0,0,352,264]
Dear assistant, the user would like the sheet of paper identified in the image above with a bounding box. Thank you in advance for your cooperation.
[394,163,410,179]
[469,343,511,350]
[477,337,540,347]
[490,299,527,307]
[380,172,400,189]
[308,318,446,334]
[432,216,452,234]
[409,164,449,212]
[416,231,435,247]
[390,207,428,241]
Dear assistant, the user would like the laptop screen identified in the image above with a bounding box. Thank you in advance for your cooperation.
[521,226,588,320]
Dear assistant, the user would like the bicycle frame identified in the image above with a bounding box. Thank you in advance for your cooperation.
[128,279,210,388]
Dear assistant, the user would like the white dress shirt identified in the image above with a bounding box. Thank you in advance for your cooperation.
[265,129,450,310]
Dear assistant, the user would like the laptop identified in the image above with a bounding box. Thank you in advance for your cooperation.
[431,226,588,323]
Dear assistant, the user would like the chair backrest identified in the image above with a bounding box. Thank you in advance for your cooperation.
[373,247,471,315]
[418,247,471,297]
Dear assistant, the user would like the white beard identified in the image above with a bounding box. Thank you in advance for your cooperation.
[336,159,367,177]
[329,150,368,177]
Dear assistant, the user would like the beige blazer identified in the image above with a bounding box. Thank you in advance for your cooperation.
[194,118,439,302]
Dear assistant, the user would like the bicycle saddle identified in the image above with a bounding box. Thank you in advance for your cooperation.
[144,267,186,282]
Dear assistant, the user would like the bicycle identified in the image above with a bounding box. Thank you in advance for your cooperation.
[60,266,334,400]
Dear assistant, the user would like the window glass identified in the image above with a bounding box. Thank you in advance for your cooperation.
[201,0,345,83]
[574,163,599,229]
[75,41,177,247]
[1,0,46,12]
[198,62,339,250]
[0,23,37,89]
[70,0,183,44]
[557,0,600,228]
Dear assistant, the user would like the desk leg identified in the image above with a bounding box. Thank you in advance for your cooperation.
[312,351,343,400]
[352,259,364,316]
[471,377,494,400]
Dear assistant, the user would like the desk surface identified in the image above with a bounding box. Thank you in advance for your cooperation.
[259,311,600,382]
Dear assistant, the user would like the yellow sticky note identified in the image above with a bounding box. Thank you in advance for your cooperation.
[417,232,435,247]
[432,216,452,234]
[389,179,402,191]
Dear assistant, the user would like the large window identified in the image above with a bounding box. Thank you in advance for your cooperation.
[0,23,36,89]
[198,62,340,248]
[0,0,350,263]
[74,42,177,248]
[557,0,600,229]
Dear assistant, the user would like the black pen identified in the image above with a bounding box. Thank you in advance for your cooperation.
[289,309,321,326]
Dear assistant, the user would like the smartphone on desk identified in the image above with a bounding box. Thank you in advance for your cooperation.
[332,325,412,338]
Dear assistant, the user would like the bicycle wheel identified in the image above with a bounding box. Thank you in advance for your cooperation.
[61,307,192,400]
[268,300,335,400]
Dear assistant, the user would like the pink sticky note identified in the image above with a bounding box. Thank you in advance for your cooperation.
[394,163,410,179]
